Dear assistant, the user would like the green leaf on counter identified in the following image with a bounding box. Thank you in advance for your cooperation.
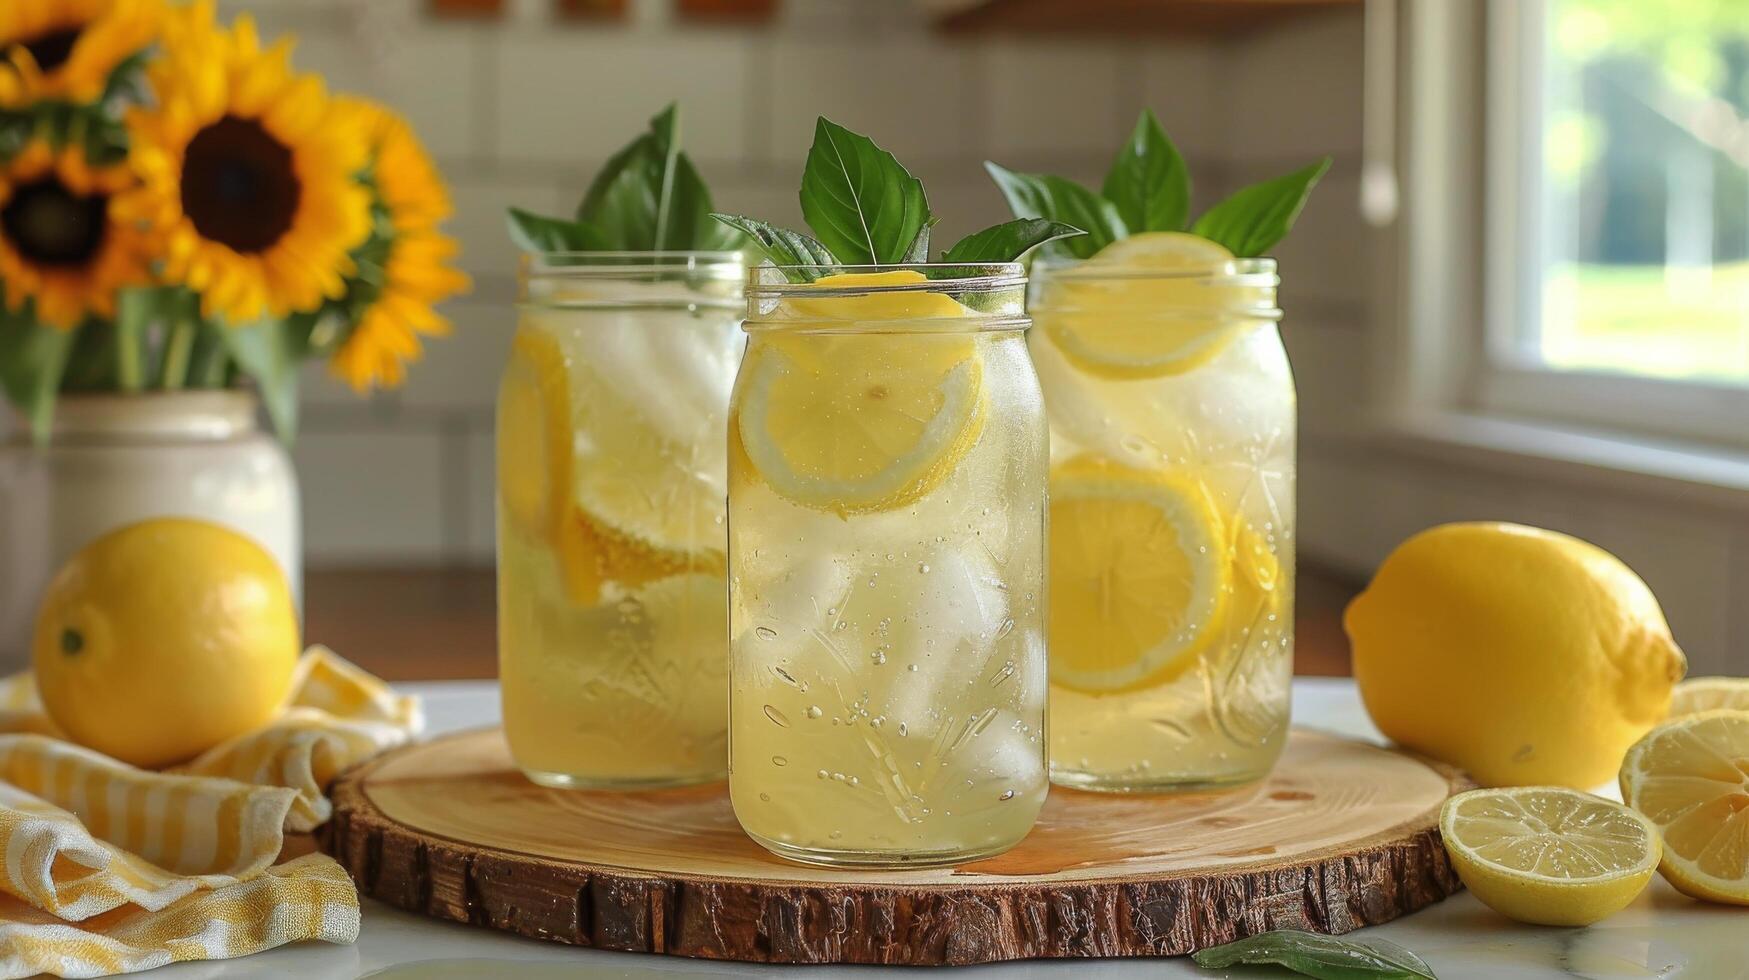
[799,116,930,266]
[982,163,1125,259]
[710,214,836,281]
[939,218,1085,264]
[505,207,612,254]
[0,302,76,443]
[1191,156,1331,258]
[1192,930,1437,980]
[1103,108,1190,233]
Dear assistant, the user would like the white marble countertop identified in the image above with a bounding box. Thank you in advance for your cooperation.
[150,680,1744,980]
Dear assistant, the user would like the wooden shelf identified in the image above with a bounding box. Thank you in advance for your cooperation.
[934,0,1357,37]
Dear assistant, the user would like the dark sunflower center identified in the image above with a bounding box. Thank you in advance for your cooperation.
[7,26,82,73]
[0,177,107,267]
[180,116,300,254]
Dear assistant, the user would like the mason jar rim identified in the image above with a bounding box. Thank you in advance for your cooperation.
[1033,255,1279,286]
[521,250,744,280]
[745,262,1027,297]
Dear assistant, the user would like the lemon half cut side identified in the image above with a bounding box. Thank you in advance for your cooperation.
[1619,708,1749,905]
[1439,786,1660,926]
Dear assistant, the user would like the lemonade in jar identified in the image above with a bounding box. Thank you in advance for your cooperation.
[989,111,1325,791]
[726,263,1049,866]
[497,251,742,788]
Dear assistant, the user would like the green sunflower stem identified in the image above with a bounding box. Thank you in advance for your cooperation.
[158,317,194,390]
[187,323,230,388]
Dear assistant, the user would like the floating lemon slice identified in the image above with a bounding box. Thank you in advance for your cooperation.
[1042,231,1258,379]
[1047,458,1228,693]
[498,326,724,605]
[1440,786,1661,926]
[1667,677,1749,717]
[733,271,987,515]
[1619,709,1749,905]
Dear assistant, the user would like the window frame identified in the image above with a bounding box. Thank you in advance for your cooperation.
[1409,0,1749,453]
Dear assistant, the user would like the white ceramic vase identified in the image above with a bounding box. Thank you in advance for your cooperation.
[0,390,301,670]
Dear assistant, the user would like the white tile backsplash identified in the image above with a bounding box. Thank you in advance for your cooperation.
[399,302,515,412]
[294,427,448,564]
[985,39,1129,161]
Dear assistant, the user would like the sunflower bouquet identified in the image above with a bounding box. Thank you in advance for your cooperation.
[0,0,469,440]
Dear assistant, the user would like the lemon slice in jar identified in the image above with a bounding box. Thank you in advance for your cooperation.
[733,271,988,516]
[499,325,725,605]
[1047,457,1230,693]
[1041,231,1258,380]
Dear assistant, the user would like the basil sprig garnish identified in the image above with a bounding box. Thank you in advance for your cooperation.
[1192,929,1438,980]
[987,108,1329,259]
[506,103,743,253]
[712,117,1084,281]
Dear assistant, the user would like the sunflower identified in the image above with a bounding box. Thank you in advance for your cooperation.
[0,139,149,328]
[116,4,371,324]
[0,0,161,108]
[328,98,469,391]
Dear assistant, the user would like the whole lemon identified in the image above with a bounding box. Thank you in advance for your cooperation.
[1344,522,1685,788]
[33,518,299,768]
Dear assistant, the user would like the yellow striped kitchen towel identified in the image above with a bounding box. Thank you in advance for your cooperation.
[0,646,419,976]
[0,735,357,978]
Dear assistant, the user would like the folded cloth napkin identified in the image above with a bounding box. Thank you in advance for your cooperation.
[0,646,421,977]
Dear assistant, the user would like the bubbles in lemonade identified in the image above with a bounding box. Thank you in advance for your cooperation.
[497,266,742,789]
[727,270,1048,867]
[1031,235,1295,791]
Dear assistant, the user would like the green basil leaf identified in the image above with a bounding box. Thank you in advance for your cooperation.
[902,224,932,264]
[799,117,930,266]
[1191,157,1332,258]
[576,134,664,249]
[940,218,1085,264]
[983,162,1125,259]
[1192,930,1437,980]
[0,303,76,443]
[505,208,612,253]
[665,152,727,252]
[217,316,312,442]
[710,214,835,281]
[1103,108,1190,233]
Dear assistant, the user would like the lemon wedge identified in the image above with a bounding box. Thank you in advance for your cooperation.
[1668,677,1749,717]
[1440,786,1661,926]
[1040,231,1257,379]
[499,325,726,605]
[733,271,987,515]
[1619,709,1749,905]
[497,327,572,543]
[1047,458,1228,693]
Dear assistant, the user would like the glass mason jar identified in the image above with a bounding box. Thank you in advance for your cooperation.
[1029,255,1294,792]
[727,264,1049,867]
[497,252,743,789]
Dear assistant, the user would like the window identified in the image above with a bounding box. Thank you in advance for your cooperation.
[1472,0,1749,448]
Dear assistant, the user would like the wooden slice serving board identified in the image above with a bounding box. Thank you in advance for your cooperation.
[323,727,1468,966]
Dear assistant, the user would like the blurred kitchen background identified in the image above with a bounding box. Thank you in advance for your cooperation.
[217,0,1746,679]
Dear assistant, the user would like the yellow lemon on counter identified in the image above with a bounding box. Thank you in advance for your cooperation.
[1344,522,1686,788]
[32,518,299,768]
[1440,786,1660,926]
[1619,709,1749,905]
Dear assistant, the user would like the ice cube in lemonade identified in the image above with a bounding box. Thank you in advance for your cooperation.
[727,267,1049,867]
[497,254,743,789]
[1032,235,1296,792]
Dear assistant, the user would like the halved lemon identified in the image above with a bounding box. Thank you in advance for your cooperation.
[1440,786,1661,926]
[1039,232,1259,380]
[733,272,987,515]
[1619,709,1749,905]
[1047,458,1228,693]
[1668,677,1749,717]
